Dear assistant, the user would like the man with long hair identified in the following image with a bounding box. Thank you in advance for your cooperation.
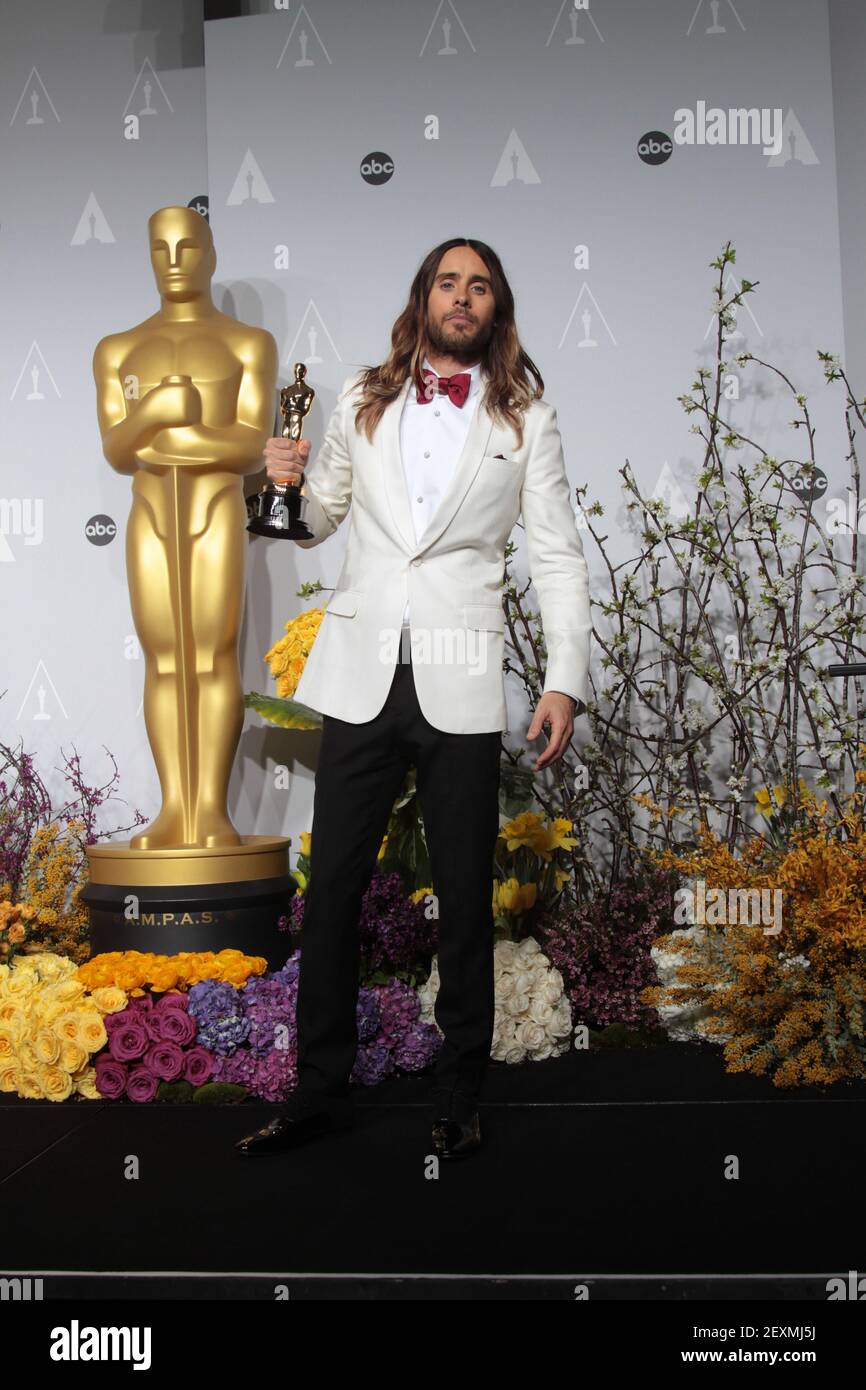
[236,238,591,1159]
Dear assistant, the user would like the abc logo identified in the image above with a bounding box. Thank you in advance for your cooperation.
[637,131,673,166]
[187,195,209,221]
[360,152,395,186]
[787,466,828,503]
[85,514,117,546]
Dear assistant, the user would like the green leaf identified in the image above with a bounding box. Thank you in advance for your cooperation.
[244,690,323,730]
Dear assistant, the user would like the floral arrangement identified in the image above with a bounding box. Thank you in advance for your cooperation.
[640,784,866,1086]
[538,866,676,1031]
[0,952,120,1100]
[77,948,267,994]
[156,954,441,1102]
[94,991,215,1103]
[0,725,145,966]
[493,811,577,932]
[263,605,324,700]
[244,596,327,730]
[286,861,439,986]
[9,244,865,1103]
[1,948,442,1104]
[419,936,573,1064]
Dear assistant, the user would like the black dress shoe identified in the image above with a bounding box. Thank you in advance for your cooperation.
[235,1101,351,1156]
[431,1110,481,1160]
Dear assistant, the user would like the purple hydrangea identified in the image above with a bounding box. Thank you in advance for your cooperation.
[392,1021,441,1072]
[187,978,250,1055]
[210,1048,258,1089]
[372,977,421,1044]
[356,987,381,1042]
[351,1041,395,1086]
[241,975,298,1057]
[287,868,438,976]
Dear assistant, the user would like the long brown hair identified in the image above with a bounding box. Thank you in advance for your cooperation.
[352,237,544,450]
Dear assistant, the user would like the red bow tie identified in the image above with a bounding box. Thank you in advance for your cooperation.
[416,369,471,408]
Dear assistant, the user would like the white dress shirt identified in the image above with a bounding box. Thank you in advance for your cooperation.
[399,356,483,625]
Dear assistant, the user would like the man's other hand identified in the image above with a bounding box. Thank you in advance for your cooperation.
[527,691,576,770]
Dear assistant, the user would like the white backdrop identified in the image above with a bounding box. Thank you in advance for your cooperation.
[1,0,860,876]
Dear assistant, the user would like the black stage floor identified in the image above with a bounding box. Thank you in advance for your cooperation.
[2,1039,864,1301]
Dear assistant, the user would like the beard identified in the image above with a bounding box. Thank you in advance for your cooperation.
[426,313,494,364]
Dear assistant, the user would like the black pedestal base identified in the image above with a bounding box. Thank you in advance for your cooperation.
[81,875,298,970]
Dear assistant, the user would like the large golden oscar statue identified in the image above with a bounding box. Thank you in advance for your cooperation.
[83,206,293,963]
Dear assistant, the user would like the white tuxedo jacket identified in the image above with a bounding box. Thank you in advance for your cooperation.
[291,369,591,734]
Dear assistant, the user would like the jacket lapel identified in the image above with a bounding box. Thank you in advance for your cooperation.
[379,374,496,556]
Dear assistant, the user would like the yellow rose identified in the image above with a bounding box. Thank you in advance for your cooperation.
[18,1041,40,1073]
[76,1011,108,1053]
[0,1007,25,1040]
[38,1000,70,1027]
[36,953,76,984]
[75,1068,101,1100]
[52,978,86,1004]
[33,1028,62,1065]
[38,1064,73,1102]
[88,986,127,1016]
[5,970,38,999]
[17,1071,45,1099]
[54,1011,82,1043]
[60,1039,87,1073]
[0,1060,20,1093]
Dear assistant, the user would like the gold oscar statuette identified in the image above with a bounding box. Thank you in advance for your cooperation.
[84,204,294,964]
[247,362,315,539]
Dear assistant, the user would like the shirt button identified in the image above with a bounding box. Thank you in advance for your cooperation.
[433,410,440,417]
[416,496,423,502]
[423,451,430,459]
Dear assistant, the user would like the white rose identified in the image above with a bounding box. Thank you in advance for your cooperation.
[490,1017,516,1059]
[540,978,562,1006]
[528,996,555,1026]
[492,1012,516,1045]
[496,971,516,1000]
[502,992,530,1017]
[515,1019,548,1051]
[549,1000,573,1037]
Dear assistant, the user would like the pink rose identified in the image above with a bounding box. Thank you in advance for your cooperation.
[143,1041,185,1081]
[183,1047,215,1086]
[107,1017,149,1062]
[156,1006,196,1046]
[126,1065,160,1102]
[94,1057,128,1100]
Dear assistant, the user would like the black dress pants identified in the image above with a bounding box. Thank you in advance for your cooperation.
[293,642,502,1121]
